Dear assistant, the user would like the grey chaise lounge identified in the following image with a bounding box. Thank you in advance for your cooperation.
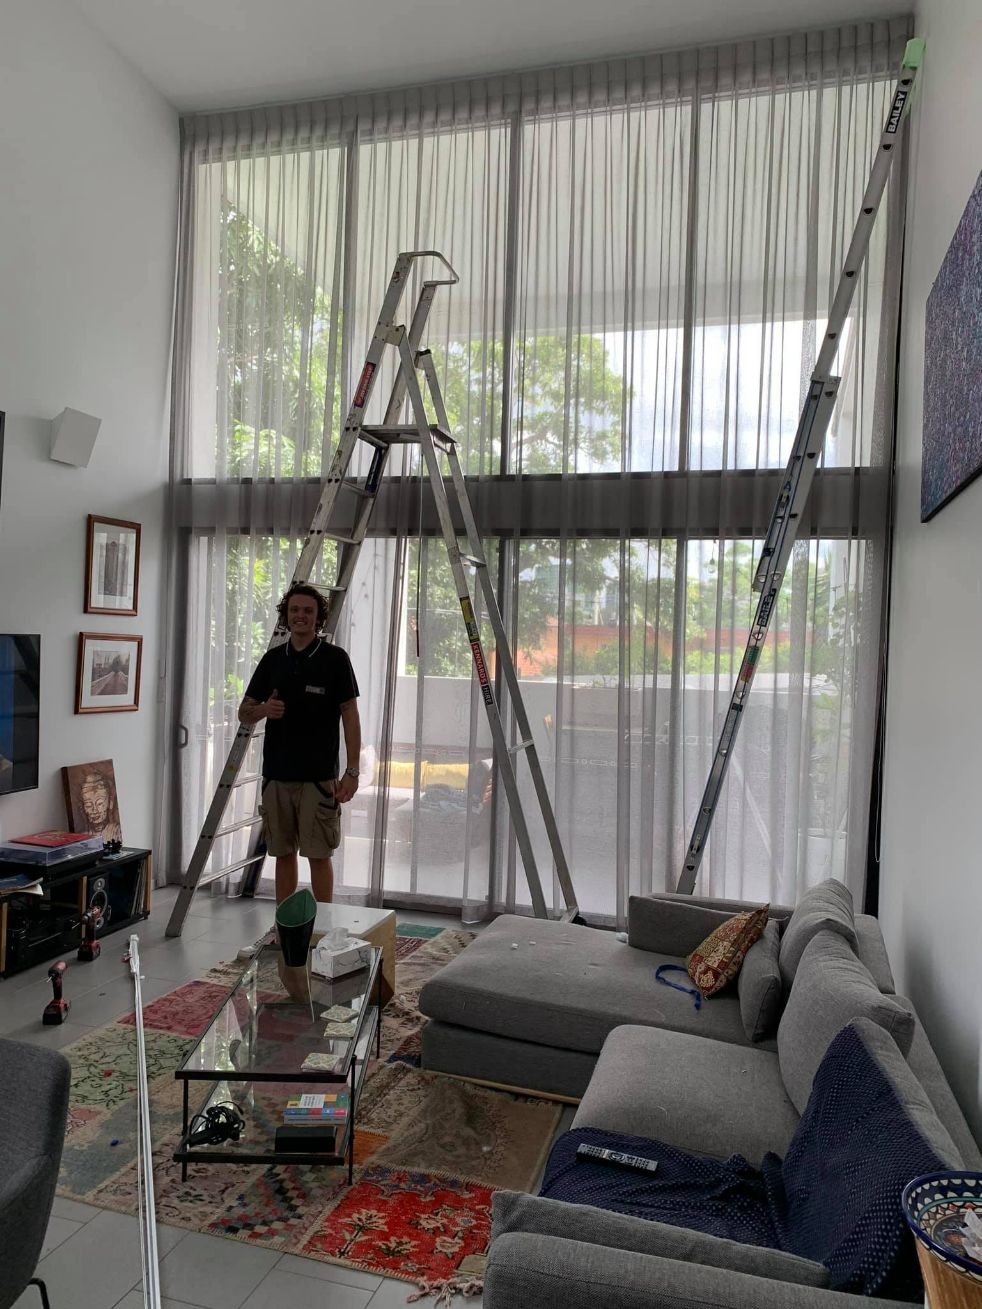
[419,889,894,1099]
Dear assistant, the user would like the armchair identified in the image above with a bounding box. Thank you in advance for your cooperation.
[0,1038,71,1309]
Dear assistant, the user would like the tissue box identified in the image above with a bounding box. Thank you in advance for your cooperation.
[310,935,372,980]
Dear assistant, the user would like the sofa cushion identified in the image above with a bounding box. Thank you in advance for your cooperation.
[778,879,857,989]
[492,1192,830,1288]
[854,914,896,993]
[628,896,737,956]
[738,920,783,1042]
[573,1024,798,1164]
[900,1000,982,1168]
[778,932,915,1113]
[485,1232,905,1309]
[687,906,768,998]
[841,1018,963,1165]
[778,1019,962,1298]
[420,915,760,1055]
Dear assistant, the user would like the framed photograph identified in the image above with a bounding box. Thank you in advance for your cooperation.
[61,758,123,843]
[75,632,143,714]
[85,515,141,615]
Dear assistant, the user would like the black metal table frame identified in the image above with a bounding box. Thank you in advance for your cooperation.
[174,950,382,1182]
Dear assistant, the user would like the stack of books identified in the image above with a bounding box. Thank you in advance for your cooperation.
[283,1091,349,1126]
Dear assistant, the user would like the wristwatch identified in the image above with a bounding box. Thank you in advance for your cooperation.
[344,767,360,779]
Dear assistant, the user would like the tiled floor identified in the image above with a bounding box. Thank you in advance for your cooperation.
[1,884,550,1309]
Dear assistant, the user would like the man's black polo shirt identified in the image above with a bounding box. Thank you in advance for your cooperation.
[245,639,358,782]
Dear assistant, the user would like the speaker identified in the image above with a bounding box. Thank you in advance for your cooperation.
[50,408,102,467]
[88,865,141,933]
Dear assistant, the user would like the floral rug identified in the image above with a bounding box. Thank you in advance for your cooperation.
[56,923,561,1301]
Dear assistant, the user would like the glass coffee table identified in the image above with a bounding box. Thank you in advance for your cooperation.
[174,941,382,1182]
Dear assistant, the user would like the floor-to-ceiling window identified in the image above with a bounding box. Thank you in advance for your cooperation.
[162,19,909,923]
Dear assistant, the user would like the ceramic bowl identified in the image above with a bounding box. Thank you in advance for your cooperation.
[902,1171,982,1284]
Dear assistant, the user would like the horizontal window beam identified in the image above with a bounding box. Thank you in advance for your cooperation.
[175,467,885,540]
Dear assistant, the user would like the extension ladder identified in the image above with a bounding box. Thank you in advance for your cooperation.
[676,39,924,895]
[167,251,579,937]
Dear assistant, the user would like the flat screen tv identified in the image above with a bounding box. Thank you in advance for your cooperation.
[0,635,40,796]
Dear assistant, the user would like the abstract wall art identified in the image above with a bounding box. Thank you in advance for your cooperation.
[921,167,982,521]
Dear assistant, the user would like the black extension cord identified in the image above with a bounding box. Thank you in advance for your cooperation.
[187,1103,245,1147]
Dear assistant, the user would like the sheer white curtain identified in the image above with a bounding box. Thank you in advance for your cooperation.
[162,18,909,923]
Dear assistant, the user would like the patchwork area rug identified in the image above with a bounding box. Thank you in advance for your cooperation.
[56,923,561,1301]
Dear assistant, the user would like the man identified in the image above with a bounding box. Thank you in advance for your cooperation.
[239,584,361,904]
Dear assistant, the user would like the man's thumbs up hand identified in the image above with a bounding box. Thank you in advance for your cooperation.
[265,689,286,720]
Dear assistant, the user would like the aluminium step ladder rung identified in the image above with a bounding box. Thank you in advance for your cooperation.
[507,739,535,756]
[167,248,581,937]
[231,772,261,788]
[674,38,924,897]
[318,529,361,546]
[198,854,266,888]
[306,580,348,595]
[212,815,263,838]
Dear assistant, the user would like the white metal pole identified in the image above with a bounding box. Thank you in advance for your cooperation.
[128,934,162,1309]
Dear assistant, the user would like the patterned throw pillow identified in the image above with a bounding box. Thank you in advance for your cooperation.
[686,906,770,998]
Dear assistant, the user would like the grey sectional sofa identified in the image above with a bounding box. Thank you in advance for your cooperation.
[417,883,981,1308]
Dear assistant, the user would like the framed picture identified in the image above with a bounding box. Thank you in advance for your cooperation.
[85,515,141,615]
[62,758,123,844]
[75,632,143,714]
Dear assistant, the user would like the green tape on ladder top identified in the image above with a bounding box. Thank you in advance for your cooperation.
[903,38,925,69]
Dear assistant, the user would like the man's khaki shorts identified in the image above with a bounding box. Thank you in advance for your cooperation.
[259,779,341,857]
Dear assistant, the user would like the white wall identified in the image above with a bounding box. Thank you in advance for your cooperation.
[880,0,982,1139]
[0,0,177,850]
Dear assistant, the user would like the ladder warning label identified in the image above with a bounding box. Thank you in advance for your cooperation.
[460,597,479,642]
[353,362,376,408]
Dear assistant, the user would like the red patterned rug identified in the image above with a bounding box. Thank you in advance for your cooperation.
[56,923,561,1302]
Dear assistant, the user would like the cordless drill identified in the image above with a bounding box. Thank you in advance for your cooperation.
[78,907,103,962]
[43,961,70,1025]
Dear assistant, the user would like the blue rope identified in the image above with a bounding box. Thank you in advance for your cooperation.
[655,963,702,1010]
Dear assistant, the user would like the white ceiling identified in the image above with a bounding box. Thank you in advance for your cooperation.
[70,0,903,113]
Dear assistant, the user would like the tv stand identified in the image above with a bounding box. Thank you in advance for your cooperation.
[0,847,151,978]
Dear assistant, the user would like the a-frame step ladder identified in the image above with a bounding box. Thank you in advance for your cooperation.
[167,250,579,937]
[676,39,924,895]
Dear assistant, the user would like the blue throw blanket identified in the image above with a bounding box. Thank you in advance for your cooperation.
[540,1024,946,1300]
